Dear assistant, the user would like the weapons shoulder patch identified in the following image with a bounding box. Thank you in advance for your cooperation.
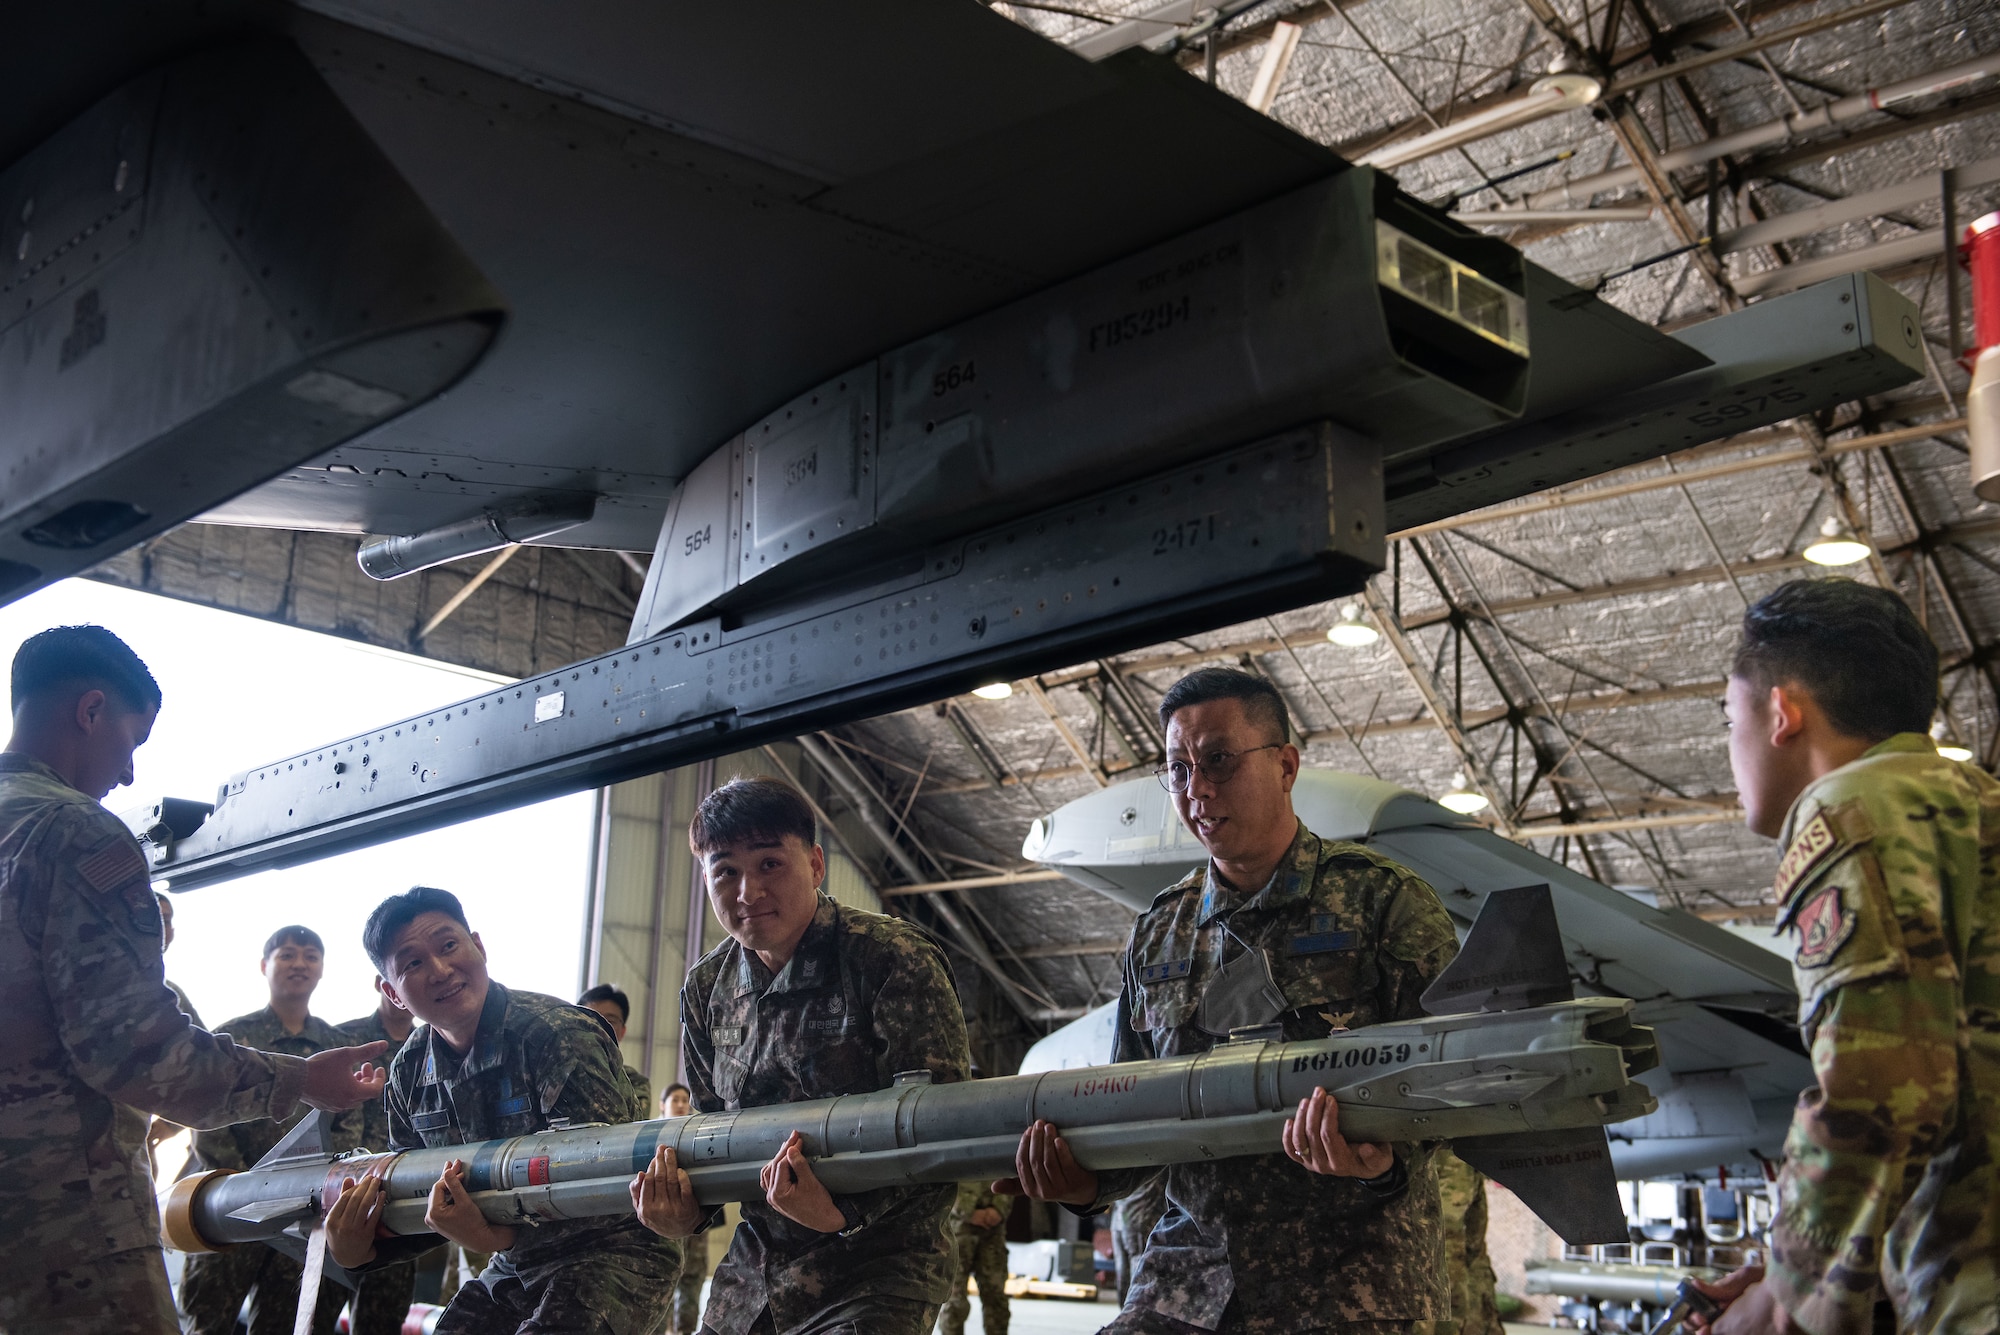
[1774,809,1850,906]
[1793,883,1856,969]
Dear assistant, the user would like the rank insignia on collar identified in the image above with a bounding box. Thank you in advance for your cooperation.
[1139,959,1192,984]
[1793,883,1855,969]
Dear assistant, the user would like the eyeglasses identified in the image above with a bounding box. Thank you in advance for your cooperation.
[1154,743,1284,794]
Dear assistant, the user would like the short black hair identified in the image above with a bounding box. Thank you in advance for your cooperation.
[689,777,817,857]
[11,625,161,714]
[1732,578,1938,741]
[664,1083,690,1098]
[362,886,471,969]
[578,983,630,1023]
[263,925,324,957]
[1157,667,1289,743]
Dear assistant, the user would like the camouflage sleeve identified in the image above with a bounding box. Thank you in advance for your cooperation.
[1084,946,1154,1212]
[532,1017,639,1128]
[37,810,306,1127]
[1765,841,1957,1334]
[384,1068,419,1153]
[191,1121,251,1171]
[676,980,730,1233]
[831,929,971,1233]
[1373,867,1459,1023]
[679,978,722,1114]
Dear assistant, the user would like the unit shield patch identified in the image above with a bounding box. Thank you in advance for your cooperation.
[1793,883,1856,969]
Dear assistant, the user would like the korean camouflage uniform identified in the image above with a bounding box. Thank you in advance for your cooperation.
[180,1005,363,1335]
[1086,823,1459,1335]
[681,893,971,1335]
[667,1226,706,1334]
[1113,1172,1169,1304]
[337,1009,429,1335]
[1412,1150,1501,1335]
[939,1180,1014,1335]
[0,754,311,1335]
[1764,734,1998,1335]
[624,1064,653,1123]
[369,981,680,1334]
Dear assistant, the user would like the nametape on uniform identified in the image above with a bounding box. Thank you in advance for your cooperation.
[1774,809,1848,906]
[410,1109,453,1132]
[494,1095,532,1116]
[1289,930,1356,955]
[711,1025,746,1046]
[1793,883,1855,969]
[1139,959,1193,984]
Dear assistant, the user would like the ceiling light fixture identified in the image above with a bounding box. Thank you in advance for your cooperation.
[1326,602,1380,647]
[971,682,1014,701]
[1803,516,1871,566]
[1438,772,1490,815]
[1932,720,1974,763]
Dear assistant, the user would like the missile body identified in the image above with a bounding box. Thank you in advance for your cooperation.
[164,996,1656,1253]
[1524,1260,1728,1307]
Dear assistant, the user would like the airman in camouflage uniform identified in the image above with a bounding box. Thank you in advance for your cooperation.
[369,980,678,1331]
[676,892,971,1334]
[0,626,385,1335]
[338,992,428,1335]
[1086,827,1457,1332]
[940,1180,1014,1335]
[325,886,677,1334]
[179,994,361,1335]
[577,984,657,1123]
[1006,669,1458,1335]
[1757,736,1998,1333]
[1704,580,1998,1335]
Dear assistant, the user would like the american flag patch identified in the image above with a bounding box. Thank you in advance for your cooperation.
[77,837,144,892]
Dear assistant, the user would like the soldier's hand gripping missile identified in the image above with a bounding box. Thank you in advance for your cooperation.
[162,886,1659,1265]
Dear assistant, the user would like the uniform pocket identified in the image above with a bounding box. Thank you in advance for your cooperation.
[1132,978,1196,1030]
[1275,950,1373,1036]
[713,1051,750,1105]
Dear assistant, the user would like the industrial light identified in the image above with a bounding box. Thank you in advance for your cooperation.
[1932,721,1974,763]
[972,682,1014,701]
[1326,603,1380,647]
[1438,773,1490,815]
[1803,516,1871,566]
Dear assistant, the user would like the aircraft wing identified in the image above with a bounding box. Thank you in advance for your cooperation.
[4,0,1345,563]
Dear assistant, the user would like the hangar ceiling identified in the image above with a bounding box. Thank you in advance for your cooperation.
[90,0,2000,1053]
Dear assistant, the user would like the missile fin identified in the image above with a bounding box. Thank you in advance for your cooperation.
[253,1109,335,1168]
[1453,1125,1629,1244]
[226,1194,315,1226]
[1421,884,1573,1014]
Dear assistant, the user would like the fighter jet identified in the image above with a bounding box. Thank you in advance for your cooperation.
[1020,770,1810,1183]
[4,4,1923,877]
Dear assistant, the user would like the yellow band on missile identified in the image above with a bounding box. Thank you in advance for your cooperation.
[161,1170,231,1254]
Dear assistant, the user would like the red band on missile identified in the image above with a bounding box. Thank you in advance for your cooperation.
[529,1155,552,1186]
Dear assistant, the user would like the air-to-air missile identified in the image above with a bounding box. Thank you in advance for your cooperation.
[161,887,1659,1276]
